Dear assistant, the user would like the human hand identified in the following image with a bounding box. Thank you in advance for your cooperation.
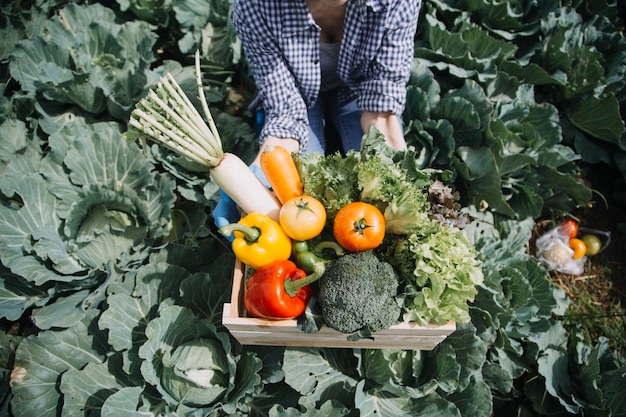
[252,137,300,165]
[361,111,407,150]
[212,165,270,241]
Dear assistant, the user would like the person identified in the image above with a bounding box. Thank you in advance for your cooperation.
[214,0,421,229]
[234,0,421,161]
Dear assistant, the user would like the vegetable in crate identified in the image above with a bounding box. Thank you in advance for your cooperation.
[386,221,483,326]
[260,145,304,205]
[280,195,327,241]
[244,259,324,319]
[218,213,291,270]
[291,240,343,275]
[333,201,385,252]
[243,242,333,320]
[318,251,401,334]
[127,51,280,220]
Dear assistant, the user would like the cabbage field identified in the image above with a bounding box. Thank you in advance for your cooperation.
[1,0,626,416]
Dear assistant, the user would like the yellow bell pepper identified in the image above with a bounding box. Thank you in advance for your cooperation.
[218,212,292,269]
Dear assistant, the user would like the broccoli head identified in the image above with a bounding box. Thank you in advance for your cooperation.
[318,250,401,334]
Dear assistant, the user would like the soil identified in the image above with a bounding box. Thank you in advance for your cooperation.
[572,162,626,304]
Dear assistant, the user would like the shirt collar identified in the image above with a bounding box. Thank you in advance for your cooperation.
[363,0,387,12]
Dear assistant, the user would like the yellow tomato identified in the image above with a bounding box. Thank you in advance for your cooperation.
[569,238,587,260]
[279,195,327,241]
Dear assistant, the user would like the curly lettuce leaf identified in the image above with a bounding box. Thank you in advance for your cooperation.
[297,131,440,233]
[357,155,431,234]
[390,220,484,326]
[295,151,361,218]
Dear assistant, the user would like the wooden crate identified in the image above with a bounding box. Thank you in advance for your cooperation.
[222,260,456,350]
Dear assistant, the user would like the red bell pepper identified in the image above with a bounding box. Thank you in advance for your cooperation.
[244,259,322,319]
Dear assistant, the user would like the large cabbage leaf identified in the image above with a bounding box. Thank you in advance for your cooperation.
[9,310,109,417]
[9,2,158,120]
[9,237,269,416]
[278,324,490,417]
[0,116,175,329]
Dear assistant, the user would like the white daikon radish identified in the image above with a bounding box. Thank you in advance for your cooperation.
[127,51,280,220]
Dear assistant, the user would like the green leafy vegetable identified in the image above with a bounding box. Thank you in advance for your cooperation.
[0,116,175,329]
[139,304,262,412]
[3,1,626,417]
[388,221,483,325]
[356,152,431,234]
[9,3,158,120]
[295,151,361,218]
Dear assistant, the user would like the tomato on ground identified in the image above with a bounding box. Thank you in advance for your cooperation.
[558,219,579,240]
[333,202,385,252]
[569,238,587,259]
[580,234,602,256]
[279,195,327,241]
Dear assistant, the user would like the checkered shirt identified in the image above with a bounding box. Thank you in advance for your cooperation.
[232,0,421,148]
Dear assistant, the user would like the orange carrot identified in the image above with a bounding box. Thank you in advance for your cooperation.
[260,146,304,205]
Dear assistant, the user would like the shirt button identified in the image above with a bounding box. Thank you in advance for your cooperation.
[314,59,319,64]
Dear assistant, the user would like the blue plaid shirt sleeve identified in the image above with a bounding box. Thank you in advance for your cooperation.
[232,0,311,149]
[344,0,421,115]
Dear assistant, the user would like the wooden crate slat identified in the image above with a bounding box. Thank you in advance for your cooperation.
[222,260,456,350]
[227,330,448,350]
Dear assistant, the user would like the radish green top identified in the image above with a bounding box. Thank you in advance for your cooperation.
[128,51,224,167]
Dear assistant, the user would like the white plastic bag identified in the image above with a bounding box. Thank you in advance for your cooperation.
[536,227,586,275]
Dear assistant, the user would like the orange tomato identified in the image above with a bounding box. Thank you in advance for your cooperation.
[569,238,587,259]
[333,202,385,252]
[279,195,327,241]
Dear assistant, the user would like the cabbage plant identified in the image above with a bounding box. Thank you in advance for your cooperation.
[0,116,175,329]
[9,240,266,417]
[140,304,262,413]
[9,2,158,121]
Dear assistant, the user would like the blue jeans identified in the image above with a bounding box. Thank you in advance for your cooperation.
[303,92,364,154]
[254,93,402,155]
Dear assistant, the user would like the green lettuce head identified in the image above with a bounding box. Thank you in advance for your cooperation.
[386,220,483,326]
